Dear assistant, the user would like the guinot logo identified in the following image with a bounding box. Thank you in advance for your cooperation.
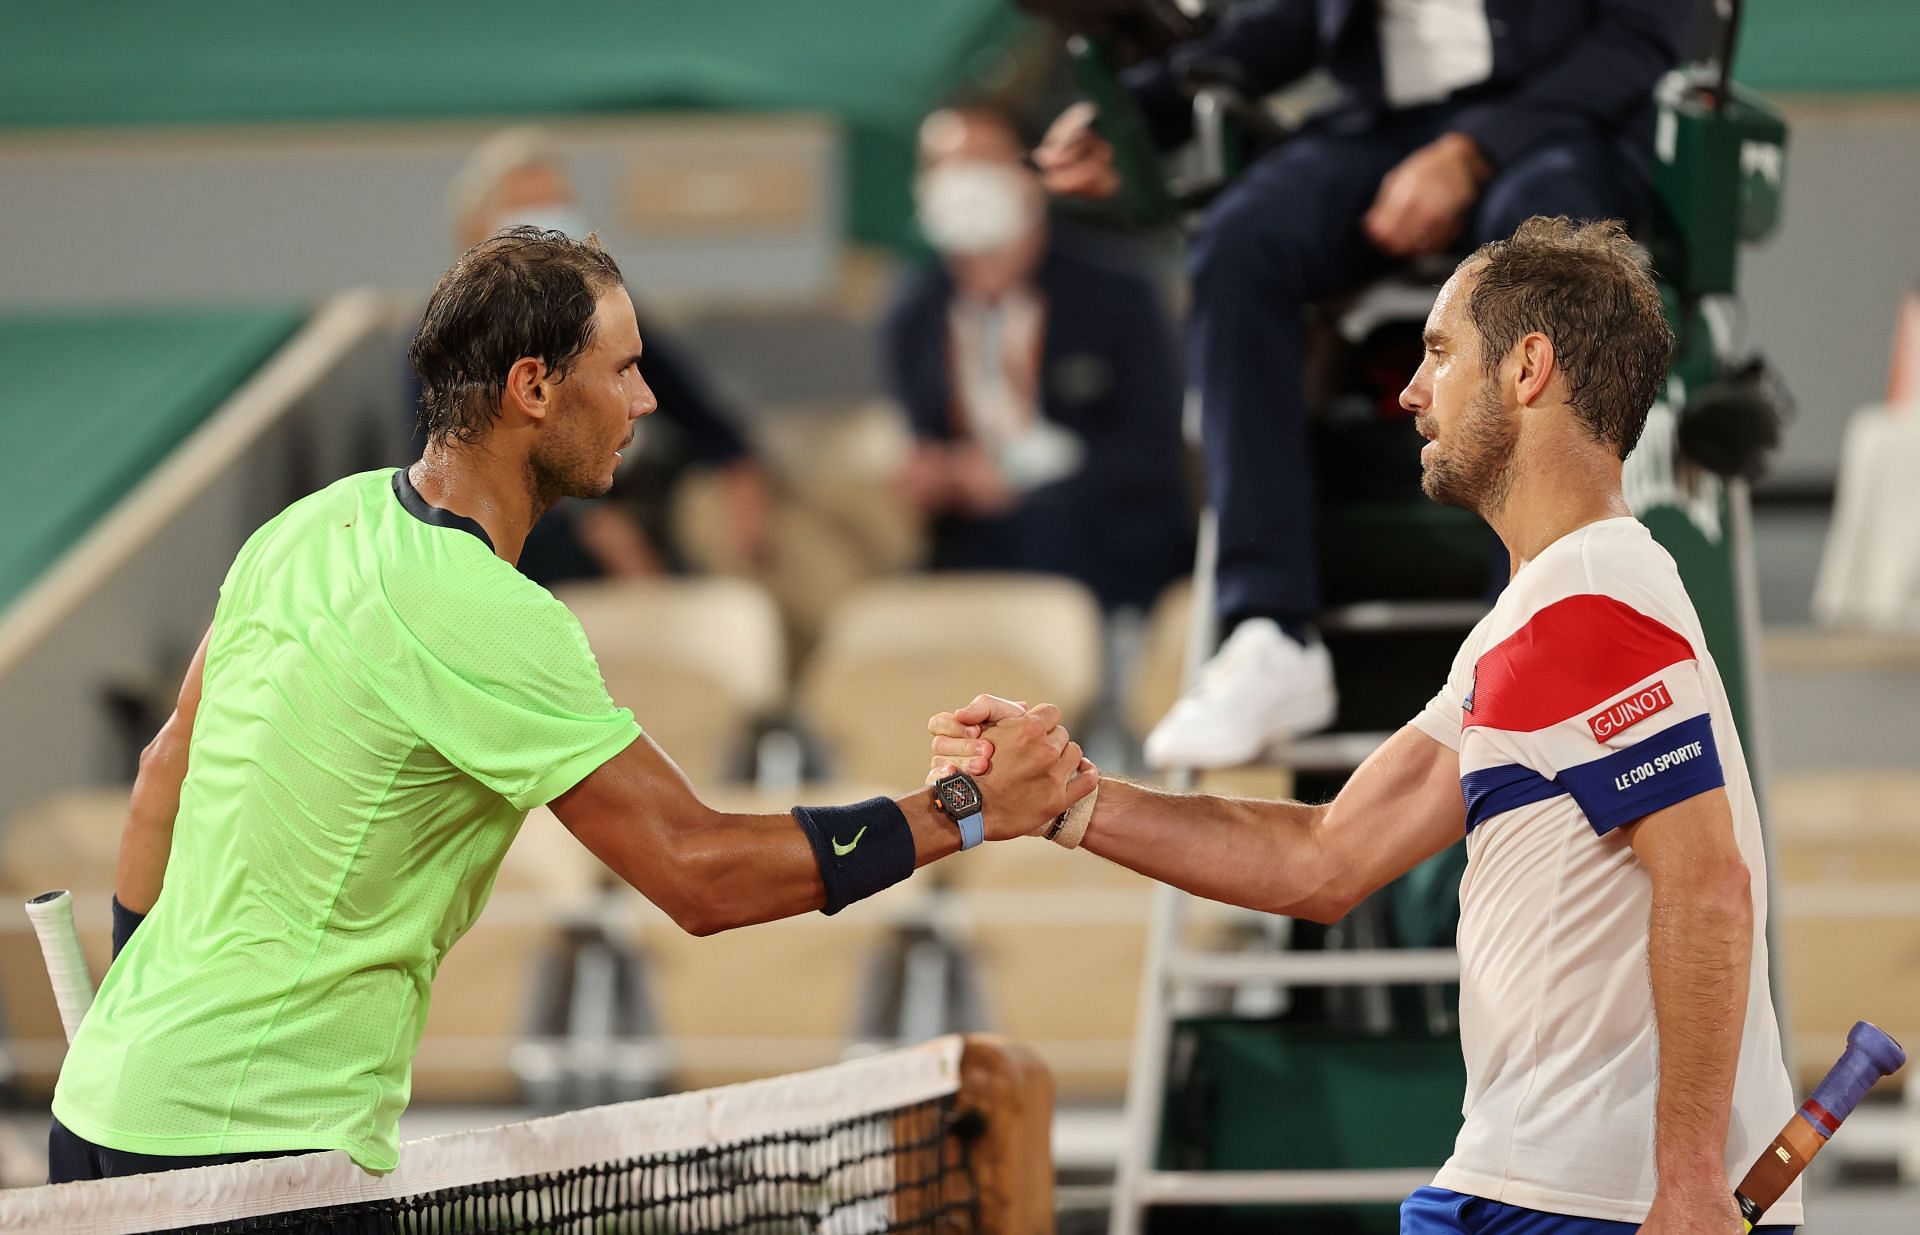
[1589,680,1673,742]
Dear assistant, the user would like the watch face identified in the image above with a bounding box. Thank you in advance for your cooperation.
[942,776,980,814]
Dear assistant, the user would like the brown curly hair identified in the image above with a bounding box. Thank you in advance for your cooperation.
[1464,217,1674,460]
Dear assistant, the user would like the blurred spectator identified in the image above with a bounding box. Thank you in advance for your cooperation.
[1034,0,1695,764]
[884,106,1192,612]
[440,127,772,585]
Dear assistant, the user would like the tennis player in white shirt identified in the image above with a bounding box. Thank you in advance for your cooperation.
[931,216,1798,1234]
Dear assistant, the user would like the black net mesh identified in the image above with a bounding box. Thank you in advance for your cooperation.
[141,1094,974,1235]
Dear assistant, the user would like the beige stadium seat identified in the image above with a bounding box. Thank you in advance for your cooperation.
[554,577,787,789]
[1771,771,1920,1092]
[675,477,907,666]
[621,783,911,1090]
[413,806,602,1102]
[0,789,126,1095]
[938,840,1245,1102]
[798,574,1103,787]
[744,399,927,579]
[672,402,927,664]
[938,838,1156,1101]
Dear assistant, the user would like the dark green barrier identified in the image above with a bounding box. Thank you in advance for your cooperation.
[0,308,305,614]
[1151,1019,1467,1235]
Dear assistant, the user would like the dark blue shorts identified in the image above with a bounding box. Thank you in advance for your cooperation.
[47,1118,313,1185]
[1400,1186,1795,1233]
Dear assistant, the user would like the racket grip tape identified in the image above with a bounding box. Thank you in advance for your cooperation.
[1733,1021,1906,1227]
[1800,1021,1906,1135]
[24,890,96,1043]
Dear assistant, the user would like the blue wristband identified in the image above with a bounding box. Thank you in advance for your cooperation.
[954,808,985,851]
[791,797,917,915]
[111,896,146,960]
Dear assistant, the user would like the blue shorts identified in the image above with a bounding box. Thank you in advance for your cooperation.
[1400,1186,1795,1233]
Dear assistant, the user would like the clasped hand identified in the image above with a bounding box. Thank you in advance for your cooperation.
[925,694,1097,840]
[1635,1182,1743,1234]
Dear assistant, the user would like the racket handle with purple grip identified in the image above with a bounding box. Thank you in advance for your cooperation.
[1734,1021,1906,1230]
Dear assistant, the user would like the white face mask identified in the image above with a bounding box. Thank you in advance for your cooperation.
[915,161,1035,256]
[492,204,591,240]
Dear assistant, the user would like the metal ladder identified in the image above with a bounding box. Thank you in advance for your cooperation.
[1107,511,1481,1235]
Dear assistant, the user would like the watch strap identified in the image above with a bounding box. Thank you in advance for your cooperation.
[955,808,986,851]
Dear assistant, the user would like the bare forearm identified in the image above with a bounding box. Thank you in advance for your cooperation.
[647,793,960,936]
[1080,778,1338,919]
[1648,868,1753,1183]
[115,713,192,912]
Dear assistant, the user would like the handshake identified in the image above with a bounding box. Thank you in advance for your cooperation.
[922,693,1100,844]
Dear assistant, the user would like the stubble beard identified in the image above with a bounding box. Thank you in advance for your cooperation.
[524,389,617,519]
[1420,380,1518,519]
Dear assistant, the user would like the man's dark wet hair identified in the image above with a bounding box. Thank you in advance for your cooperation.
[409,226,623,446]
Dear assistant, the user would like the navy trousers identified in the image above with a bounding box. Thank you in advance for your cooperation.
[1187,107,1653,625]
[930,488,1193,612]
[47,1117,311,1184]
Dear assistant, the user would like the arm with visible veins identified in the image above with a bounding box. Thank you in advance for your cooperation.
[551,709,1096,936]
[1074,726,1465,922]
[932,698,1466,924]
[1627,790,1751,1235]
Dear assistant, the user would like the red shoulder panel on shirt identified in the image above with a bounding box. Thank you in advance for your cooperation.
[1464,594,1695,733]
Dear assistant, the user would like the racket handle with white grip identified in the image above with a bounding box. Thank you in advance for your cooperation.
[24,890,95,1043]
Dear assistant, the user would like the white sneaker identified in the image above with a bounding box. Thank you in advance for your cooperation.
[1143,618,1338,769]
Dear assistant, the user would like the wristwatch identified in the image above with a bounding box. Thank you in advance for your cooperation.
[931,770,986,851]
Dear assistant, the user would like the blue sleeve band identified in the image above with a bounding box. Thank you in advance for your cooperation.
[110,896,145,960]
[1558,714,1726,835]
[791,796,917,916]
[1459,763,1567,836]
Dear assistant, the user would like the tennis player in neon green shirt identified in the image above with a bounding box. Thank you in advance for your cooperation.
[49,228,1097,1183]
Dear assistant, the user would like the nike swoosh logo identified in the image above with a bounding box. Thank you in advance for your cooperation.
[832,826,868,857]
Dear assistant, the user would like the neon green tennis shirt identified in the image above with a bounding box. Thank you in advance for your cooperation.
[52,469,640,1170]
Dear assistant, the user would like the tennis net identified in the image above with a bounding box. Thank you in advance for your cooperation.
[0,1035,1052,1235]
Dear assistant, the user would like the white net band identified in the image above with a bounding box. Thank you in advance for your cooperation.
[0,1035,965,1234]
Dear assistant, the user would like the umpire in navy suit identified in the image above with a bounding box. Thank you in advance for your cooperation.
[885,106,1193,613]
[1035,0,1697,768]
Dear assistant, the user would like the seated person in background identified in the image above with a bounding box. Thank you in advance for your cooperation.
[445,126,771,585]
[1035,0,1694,764]
[884,105,1193,613]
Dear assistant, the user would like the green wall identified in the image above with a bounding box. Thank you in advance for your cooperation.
[1,2,1909,248]
[0,308,305,612]
[0,1,1032,250]
[1736,0,1920,94]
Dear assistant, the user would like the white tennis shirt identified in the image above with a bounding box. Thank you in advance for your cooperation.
[1410,517,1800,1225]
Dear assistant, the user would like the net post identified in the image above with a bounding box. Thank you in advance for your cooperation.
[959,1033,1056,1235]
